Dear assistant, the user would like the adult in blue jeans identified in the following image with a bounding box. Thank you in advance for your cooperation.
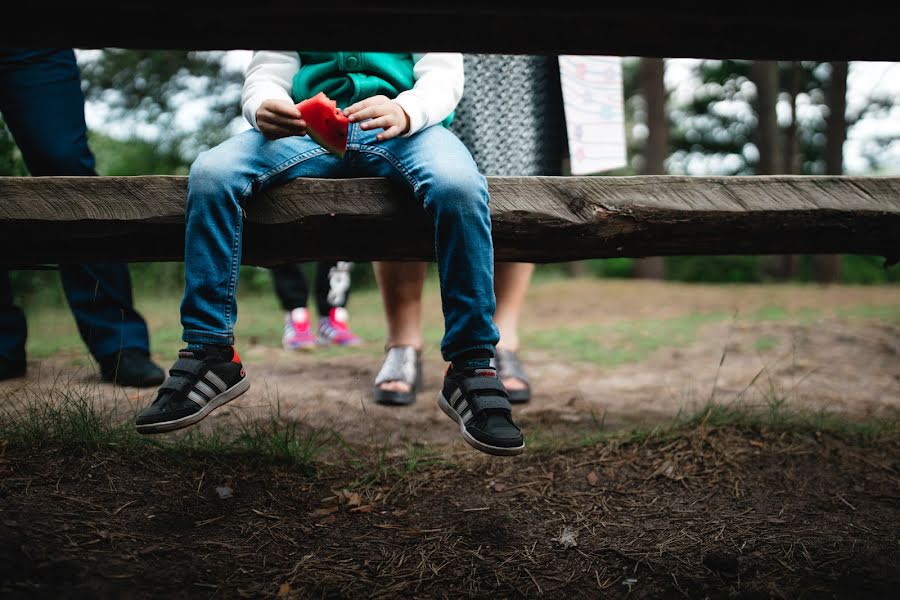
[0,48,164,386]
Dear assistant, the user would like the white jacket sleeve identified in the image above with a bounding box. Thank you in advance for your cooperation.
[394,53,464,137]
[241,51,300,130]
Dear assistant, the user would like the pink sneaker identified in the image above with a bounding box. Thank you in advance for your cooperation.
[318,307,362,346]
[282,308,317,351]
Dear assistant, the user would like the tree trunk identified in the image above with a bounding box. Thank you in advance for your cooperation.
[813,60,849,283]
[753,61,798,280]
[765,61,803,280]
[783,61,802,176]
[751,61,781,175]
[633,57,667,279]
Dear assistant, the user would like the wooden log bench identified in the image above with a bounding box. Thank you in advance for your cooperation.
[1,175,898,267]
[3,3,899,268]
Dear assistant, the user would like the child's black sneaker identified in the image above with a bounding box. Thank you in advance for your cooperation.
[438,360,524,456]
[135,345,249,434]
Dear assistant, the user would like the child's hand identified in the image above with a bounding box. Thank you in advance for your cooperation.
[256,99,307,140]
[344,95,410,141]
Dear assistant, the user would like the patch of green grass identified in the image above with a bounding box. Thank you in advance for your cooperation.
[342,441,455,491]
[569,399,900,451]
[838,304,900,324]
[523,312,727,366]
[674,399,899,442]
[754,335,779,352]
[0,384,334,467]
[0,384,143,450]
[747,305,822,323]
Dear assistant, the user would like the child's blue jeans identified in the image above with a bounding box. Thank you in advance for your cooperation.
[181,122,499,361]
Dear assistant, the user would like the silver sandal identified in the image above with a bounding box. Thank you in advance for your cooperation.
[373,346,423,405]
[491,348,531,404]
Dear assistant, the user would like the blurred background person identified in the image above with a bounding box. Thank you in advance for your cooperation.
[272,261,362,351]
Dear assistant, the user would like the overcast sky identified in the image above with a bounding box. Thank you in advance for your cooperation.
[83,51,900,175]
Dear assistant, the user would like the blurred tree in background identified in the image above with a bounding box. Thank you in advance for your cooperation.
[78,49,244,165]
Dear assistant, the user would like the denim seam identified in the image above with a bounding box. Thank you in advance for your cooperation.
[225,146,328,337]
[223,199,243,336]
[351,145,422,196]
[239,147,330,199]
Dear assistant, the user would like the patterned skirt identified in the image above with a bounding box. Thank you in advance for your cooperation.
[449,54,567,177]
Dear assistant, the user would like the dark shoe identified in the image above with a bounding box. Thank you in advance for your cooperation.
[438,361,524,456]
[135,346,249,434]
[99,348,165,387]
[491,348,531,404]
[373,346,423,406]
[0,356,26,382]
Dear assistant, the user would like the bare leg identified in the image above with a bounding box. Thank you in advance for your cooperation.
[493,262,535,391]
[373,260,427,393]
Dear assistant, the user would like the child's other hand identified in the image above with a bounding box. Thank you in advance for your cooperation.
[256,99,307,140]
[344,95,410,141]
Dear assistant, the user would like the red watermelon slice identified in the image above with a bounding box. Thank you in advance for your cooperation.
[296,92,349,157]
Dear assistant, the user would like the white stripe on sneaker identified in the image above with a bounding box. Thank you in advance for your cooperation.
[204,371,228,393]
[194,380,217,399]
[188,390,208,407]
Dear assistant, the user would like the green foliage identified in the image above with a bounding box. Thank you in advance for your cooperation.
[78,49,245,162]
[665,255,763,283]
[89,131,189,176]
[662,255,899,284]
[586,258,634,278]
[840,255,900,284]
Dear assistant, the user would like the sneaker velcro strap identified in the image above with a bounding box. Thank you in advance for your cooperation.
[460,376,508,398]
[170,358,207,377]
[467,395,513,414]
[159,375,197,394]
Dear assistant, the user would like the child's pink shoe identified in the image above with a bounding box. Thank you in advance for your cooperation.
[318,307,362,346]
[283,308,317,351]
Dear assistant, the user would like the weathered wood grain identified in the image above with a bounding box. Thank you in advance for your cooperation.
[8,4,900,60]
[1,176,898,266]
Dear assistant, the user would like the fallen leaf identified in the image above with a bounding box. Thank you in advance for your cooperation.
[276,583,292,597]
[552,526,578,549]
[309,506,339,517]
[586,470,600,486]
[351,505,375,513]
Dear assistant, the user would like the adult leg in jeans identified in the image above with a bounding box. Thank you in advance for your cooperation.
[0,47,161,386]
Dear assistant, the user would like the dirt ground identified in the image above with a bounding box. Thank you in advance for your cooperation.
[2,281,899,598]
[2,426,898,599]
[4,280,899,449]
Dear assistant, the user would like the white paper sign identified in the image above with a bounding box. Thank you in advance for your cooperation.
[558,55,627,175]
